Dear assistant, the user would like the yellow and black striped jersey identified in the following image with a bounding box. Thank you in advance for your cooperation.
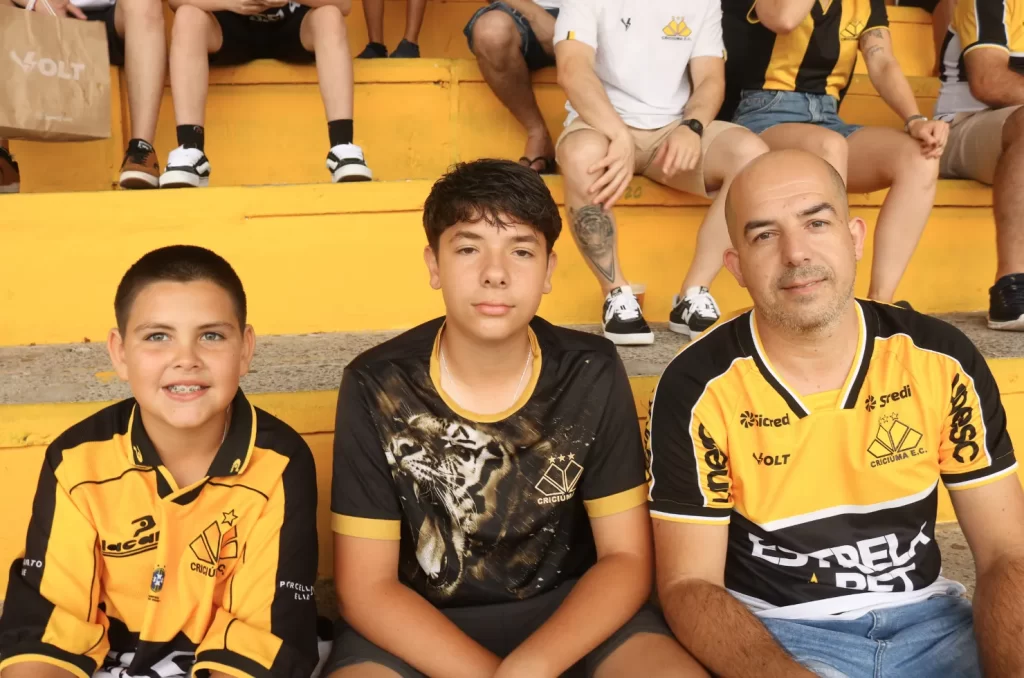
[720,0,889,119]
[647,301,1016,619]
[935,0,1024,117]
[332,317,648,608]
[0,390,319,678]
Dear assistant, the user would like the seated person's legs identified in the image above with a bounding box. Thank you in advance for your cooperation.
[467,3,558,173]
[557,126,653,345]
[299,4,373,182]
[160,3,222,188]
[330,666,404,678]
[591,628,709,678]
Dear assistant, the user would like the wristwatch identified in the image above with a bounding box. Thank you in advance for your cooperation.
[904,115,927,133]
[680,119,704,137]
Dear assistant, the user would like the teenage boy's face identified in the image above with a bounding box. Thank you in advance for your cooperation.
[425,219,557,341]
[107,281,256,432]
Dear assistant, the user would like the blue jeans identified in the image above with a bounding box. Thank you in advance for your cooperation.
[762,592,981,678]
[732,89,862,138]
[464,2,559,71]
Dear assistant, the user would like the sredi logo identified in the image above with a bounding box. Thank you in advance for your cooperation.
[10,51,85,81]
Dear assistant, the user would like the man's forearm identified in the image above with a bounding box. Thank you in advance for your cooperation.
[341,581,501,678]
[682,78,725,128]
[559,61,630,142]
[974,555,1024,675]
[507,553,650,675]
[754,0,816,33]
[663,579,813,678]
[869,60,922,121]
[971,68,1024,108]
[1,662,77,678]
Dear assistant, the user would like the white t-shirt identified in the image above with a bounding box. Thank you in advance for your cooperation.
[553,0,725,130]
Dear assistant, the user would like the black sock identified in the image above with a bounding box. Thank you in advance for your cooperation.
[328,119,354,147]
[126,138,153,154]
[176,125,205,151]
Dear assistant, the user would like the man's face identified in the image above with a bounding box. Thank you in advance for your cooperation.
[724,170,865,334]
[425,219,556,342]
[108,280,255,432]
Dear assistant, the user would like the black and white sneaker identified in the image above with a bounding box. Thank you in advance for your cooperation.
[669,286,720,337]
[327,144,373,183]
[159,146,211,188]
[989,274,1024,331]
[603,286,654,345]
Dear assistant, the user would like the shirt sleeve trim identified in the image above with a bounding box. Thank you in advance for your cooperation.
[963,42,1012,56]
[650,509,730,524]
[192,661,258,678]
[0,654,91,678]
[332,513,402,539]
[584,485,648,518]
[944,461,1019,490]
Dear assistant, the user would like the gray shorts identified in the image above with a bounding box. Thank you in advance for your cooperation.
[323,579,672,677]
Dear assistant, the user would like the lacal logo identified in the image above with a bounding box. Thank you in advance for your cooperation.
[949,373,980,463]
[536,453,583,505]
[740,411,791,428]
[752,452,791,467]
[868,414,926,468]
[864,384,913,412]
[102,515,159,558]
[10,51,86,81]
[698,424,730,504]
[189,511,239,577]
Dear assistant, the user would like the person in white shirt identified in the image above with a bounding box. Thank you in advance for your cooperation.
[465,0,563,174]
[554,0,769,345]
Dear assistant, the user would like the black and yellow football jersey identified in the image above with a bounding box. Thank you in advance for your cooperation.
[648,301,1016,618]
[332,317,648,608]
[0,390,319,678]
[719,0,889,119]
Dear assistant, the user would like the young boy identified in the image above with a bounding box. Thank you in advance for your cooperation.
[0,246,320,677]
[326,159,706,677]
[159,0,370,188]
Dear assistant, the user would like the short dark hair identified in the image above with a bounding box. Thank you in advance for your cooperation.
[422,159,562,252]
[114,245,247,332]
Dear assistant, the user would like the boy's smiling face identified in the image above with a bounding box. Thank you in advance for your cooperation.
[108,280,255,432]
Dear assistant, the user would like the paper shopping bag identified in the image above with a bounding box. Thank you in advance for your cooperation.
[0,3,111,141]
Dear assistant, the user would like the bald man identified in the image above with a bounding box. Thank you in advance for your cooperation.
[646,150,1024,677]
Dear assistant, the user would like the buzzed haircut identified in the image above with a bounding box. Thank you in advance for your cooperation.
[724,154,849,231]
[422,159,562,252]
[114,245,247,333]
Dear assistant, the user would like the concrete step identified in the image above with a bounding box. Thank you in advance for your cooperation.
[0,177,998,348]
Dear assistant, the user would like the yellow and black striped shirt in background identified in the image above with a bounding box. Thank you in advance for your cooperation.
[0,390,319,678]
[720,0,889,120]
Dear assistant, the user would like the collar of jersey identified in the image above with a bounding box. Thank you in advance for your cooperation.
[127,388,257,479]
[747,299,875,417]
[429,321,543,423]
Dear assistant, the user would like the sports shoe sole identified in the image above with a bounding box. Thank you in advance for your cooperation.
[604,331,655,346]
[332,165,373,183]
[668,320,709,338]
[0,183,20,194]
[988,315,1024,331]
[119,170,159,190]
[159,170,209,189]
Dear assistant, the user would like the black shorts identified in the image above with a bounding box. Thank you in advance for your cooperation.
[323,580,673,677]
[210,6,314,66]
[83,4,125,66]
[463,2,558,72]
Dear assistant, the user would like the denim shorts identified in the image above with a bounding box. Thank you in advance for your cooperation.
[464,2,559,71]
[762,591,981,677]
[733,89,862,138]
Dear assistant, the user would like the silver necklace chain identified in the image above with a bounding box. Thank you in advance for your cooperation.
[440,339,533,411]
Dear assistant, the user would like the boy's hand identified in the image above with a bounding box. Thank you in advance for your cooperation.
[233,0,268,14]
[908,118,948,159]
[32,0,87,19]
[652,124,702,177]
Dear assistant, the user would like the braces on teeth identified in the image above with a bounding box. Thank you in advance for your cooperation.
[168,385,203,393]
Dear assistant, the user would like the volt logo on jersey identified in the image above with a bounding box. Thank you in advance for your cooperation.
[752,452,791,467]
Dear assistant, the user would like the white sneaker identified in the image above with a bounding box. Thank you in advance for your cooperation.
[327,143,373,183]
[602,286,654,345]
[159,146,211,188]
[669,286,721,337]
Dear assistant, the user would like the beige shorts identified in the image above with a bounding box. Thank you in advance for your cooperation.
[939,105,1022,184]
[555,118,741,198]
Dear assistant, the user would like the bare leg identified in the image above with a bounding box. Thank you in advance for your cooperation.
[114,0,165,142]
[677,128,771,293]
[594,633,709,678]
[362,0,384,44]
[557,130,629,294]
[403,0,426,44]
[994,108,1024,280]
[168,5,222,127]
[327,665,402,678]
[471,10,553,169]
[846,126,939,302]
[301,5,354,120]
[760,123,849,183]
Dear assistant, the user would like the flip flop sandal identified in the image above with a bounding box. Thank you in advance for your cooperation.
[518,156,557,175]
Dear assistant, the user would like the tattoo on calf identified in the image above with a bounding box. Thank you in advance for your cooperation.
[570,205,617,283]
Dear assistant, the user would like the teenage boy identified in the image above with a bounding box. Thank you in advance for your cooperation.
[160,0,371,188]
[326,159,706,677]
[0,245,320,677]
[2,0,167,190]
[649,150,1024,677]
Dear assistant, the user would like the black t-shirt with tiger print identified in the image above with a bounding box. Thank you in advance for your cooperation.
[331,316,649,608]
